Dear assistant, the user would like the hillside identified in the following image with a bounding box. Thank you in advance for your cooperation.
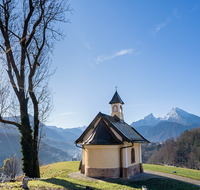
[0,133,72,166]
[145,126,200,169]
[131,107,200,142]
[144,122,200,142]
[1,108,200,167]
[0,117,86,167]
[2,162,200,190]
[0,120,86,156]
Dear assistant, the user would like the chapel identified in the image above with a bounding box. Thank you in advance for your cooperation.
[75,90,149,179]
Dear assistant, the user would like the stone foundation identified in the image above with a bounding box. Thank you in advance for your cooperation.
[122,163,143,179]
[82,163,143,179]
[85,166,120,178]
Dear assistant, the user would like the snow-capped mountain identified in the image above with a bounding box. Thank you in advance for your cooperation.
[130,113,160,127]
[163,107,200,124]
[131,107,200,127]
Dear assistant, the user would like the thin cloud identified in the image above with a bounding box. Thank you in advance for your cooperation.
[153,18,171,36]
[95,49,133,64]
[84,41,92,50]
[134,51,142,56]
[173,9,180,18]
[188,3,200,13]
[59,112,74,116]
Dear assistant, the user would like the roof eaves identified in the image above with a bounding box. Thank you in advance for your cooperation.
[131,140,150,143]
[104,113,150,143]
[102,115,131,142]
[75,112,103,144]
[129,126,150,143]
[110,122,132,142]
[82,117,124,145]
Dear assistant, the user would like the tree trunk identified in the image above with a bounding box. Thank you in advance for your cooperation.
[19,98,34,177]
[33,114,40,177]
[30,85,40,178]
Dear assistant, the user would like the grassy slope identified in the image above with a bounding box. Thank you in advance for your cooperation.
[143,164,200,180]
[2,162,200,190]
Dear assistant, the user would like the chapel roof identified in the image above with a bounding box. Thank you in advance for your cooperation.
[75,112,150,145]
[109,91,124,105]
[83,118,123,145]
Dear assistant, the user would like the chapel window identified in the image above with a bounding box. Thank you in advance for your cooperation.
[131,147,135,164]
[113,105,118,112]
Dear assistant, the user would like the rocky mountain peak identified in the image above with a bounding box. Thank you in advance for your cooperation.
[144,113,154,119]
[131,107,200,127]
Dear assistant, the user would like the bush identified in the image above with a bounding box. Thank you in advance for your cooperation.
[1,155,21,181]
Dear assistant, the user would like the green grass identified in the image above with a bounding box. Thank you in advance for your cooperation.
[143,164,200,180]
[2,162,200,190]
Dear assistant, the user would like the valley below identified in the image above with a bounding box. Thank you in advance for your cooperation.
[0,107,200,169]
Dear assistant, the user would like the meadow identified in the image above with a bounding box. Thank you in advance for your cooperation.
[143,164,200,180]
[1,162,200,190]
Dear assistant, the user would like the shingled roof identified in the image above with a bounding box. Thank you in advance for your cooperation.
[83,118,123,145]
[75,112,149,145]
[109,91,124,105]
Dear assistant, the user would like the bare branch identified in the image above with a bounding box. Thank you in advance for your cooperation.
[0,115,21,129]
[0,45,5,51]
[25,1,44,49]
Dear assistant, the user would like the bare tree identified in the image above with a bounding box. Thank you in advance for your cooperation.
[0,0,71,177]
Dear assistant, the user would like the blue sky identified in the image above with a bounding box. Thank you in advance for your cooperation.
[47,0,200,128]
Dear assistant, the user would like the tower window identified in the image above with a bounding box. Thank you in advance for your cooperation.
[113,105,118,112]
[131,148,135,164]
[120,105,123,113]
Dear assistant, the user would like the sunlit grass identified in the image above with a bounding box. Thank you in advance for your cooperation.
[2,161,200,190]
[143,164,200,180]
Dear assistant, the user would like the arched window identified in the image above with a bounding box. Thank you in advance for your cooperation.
[113,105,118,112]
[131,148,135,164]
[120,105,123,113]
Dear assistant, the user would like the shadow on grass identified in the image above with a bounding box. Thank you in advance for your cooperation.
[101,173,200,190]
[42,178,94,190]
[42,173,200,190]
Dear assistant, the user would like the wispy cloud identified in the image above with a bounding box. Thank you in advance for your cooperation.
[173,9,180,18]
[59,112,74,116]
[188,3,200,13]
[95,49,133,64]
[84,41,92,50]
[153,18,171,36]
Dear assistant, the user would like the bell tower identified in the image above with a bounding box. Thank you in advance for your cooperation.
[109,90,124,120]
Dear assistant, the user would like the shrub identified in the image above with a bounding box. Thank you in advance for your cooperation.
[1,155,21,181]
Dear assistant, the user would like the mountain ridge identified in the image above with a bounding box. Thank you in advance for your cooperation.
[1,107,200,162]
[131,107,200,127]
[131,107,200,142]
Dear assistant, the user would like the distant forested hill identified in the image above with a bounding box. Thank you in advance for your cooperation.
[143,127,200,170]
[0,132,72,167]
[0,117,86,167]
[144,122,200,142]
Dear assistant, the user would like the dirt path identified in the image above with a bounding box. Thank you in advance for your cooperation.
[68,171,200,187]
[139,170,200,187]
